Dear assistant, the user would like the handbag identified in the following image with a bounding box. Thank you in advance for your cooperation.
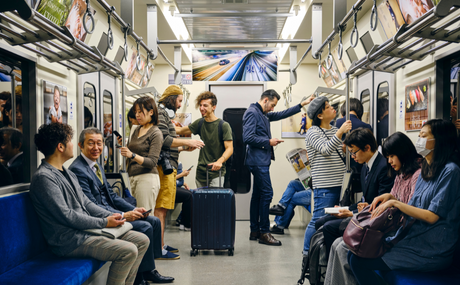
[343,205,414,258]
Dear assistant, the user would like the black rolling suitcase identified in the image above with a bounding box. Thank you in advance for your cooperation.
[190,167,236,256]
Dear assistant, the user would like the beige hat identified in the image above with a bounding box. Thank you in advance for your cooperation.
[159,85,183,102]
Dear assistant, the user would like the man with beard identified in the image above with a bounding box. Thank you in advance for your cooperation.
[175,91,233,187]
[243,90,313,246]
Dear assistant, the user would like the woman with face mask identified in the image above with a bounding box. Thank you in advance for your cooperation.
[347,119,460,284]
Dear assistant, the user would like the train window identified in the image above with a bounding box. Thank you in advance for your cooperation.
[83,83,96,128]
[377,82,389,146]
[360,89,370,124]
[103,90,114,173]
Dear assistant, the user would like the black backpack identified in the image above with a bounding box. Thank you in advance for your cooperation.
[298,226,328,285]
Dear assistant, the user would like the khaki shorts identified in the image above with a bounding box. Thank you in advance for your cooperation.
[156,166,177,210]
[129,173,160,210]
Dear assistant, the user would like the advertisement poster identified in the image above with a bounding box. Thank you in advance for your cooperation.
[405,78,429,131]
[172,113,192,138]
[37,0,95,41]
[377,0,406,40]
[398,0,435,24]
[320,56,343,88]
[281,112,311,138]
[43,80,68,124]
[125,47,154,88]
[192,49,278,81]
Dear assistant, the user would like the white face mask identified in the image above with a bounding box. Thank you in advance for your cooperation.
[415,137,434,158]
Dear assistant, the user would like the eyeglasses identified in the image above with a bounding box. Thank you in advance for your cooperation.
[349,149,361,157]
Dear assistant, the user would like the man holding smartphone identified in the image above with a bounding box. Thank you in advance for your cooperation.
[69,128,174,284]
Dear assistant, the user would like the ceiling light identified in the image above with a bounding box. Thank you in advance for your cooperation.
[301,0,306,2]
[163,0,168,3]
[293,5,300,16]
[169,5,176,16]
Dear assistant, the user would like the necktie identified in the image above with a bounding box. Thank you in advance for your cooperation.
[364,165,370,183]
[94,164,104,185]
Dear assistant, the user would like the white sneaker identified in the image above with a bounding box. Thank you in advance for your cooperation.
[179,224,191,231]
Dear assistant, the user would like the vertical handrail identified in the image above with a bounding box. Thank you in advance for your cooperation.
[121,75,126,171]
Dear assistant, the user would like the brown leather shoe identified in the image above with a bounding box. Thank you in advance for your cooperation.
[258,233,282,246]
[249,231,260,241]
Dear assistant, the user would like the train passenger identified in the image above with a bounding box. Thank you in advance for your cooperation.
[0,91,10,128]
[30,123,149,285]
[450,97,460,130]
[300,96,351,277]
[377,98,389,146]
[128,105,139,131]
[84,106,93,128]
[348,119,460,284]
[2,95,22,132]
[154,85,204,259]
[268,178,312,235]
[243,90,313,246]
[176,91,233,187]
[174,162,192,231]
[0,128,13,187]
[315,128,395,256]
[324,131,421,285]
[0,127,23,184]
[70,127,174,284]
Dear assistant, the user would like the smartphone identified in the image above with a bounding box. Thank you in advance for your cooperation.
[187,165,194,171]
[113,130,122,139]
[141,209,152,216]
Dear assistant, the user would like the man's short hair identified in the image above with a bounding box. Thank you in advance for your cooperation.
[34,123,74,157]
[343,127,377,152]
[0,127,23,149]
[195,91,217,109]
[340,98,364,119]
[377,98,389,119]
[260,89,280,101]
[79,127,103,146]
[0,91,11,101]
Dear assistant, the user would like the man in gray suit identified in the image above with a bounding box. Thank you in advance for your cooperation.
[70,127,173,284]
[30,123,149,285]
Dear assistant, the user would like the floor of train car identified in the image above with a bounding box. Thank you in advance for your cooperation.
[156,220,308,285]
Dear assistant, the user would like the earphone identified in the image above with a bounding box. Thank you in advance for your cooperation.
[159,103,175,119]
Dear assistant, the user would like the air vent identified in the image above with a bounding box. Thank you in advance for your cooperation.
[225,0,247,3]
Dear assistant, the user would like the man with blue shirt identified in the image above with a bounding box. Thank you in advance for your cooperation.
[243,90,313,246]
[70,128,173,284]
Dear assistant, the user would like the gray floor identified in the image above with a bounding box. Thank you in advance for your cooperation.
[153,220,309,285]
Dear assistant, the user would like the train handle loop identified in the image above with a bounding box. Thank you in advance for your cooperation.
[338,28,344,60]
[318,54,322,78]
[83,0,95,34]
[145,52,150,80]
[123,24,130,62]
[136,39,142,71]
[350,11,359,48]
[107,6,115,50]
[370,0,378,31]
[326,42,333,70]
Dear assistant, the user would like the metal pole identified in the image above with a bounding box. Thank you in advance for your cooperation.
[0,23,26,40]
[158,46,179,72]
[373,57,393,68]
[397,38,424,55]
[11,74,16,128]
[345,74,350,170]
[121,75,126,171]
[408,39,437,56]
[158,39,312,44]
[384,58,404,69]
[34,42,63,58]
[20,44,52,59]
[392,60,415,72]
[418,41,451,58]
[293,45,312,72]
[0,13,40,37]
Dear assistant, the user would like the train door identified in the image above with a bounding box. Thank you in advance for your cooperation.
[209,82,264,221]
[78,72,119,174]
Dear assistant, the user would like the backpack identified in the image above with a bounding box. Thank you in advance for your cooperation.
[298,226,328,285]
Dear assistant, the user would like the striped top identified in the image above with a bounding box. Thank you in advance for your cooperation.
[305,126,346,189]
[157,107,179,169]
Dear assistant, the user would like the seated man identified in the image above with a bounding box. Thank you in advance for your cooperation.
[0,127,24,183]
[30,123,149,285]
[315,128,395,255]
[174,162,192,231]
[268,179,311,234]
[69,127,173,284]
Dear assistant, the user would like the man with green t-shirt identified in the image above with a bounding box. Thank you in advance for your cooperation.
[176,91,233,187]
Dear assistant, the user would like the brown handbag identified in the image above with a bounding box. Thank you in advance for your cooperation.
[343,205,413,258]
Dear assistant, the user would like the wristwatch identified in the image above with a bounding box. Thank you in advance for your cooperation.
[131,153,136,159]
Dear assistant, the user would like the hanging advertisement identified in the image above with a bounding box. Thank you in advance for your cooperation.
[125,47,154,88]
[37,0,96,42]
[320,56,344,88]
[397,0,435,24]
[377,0,406,40]
[405,78,429,131]
[172,113,192,138]
[42,80,68,125]
[192,49,278,81]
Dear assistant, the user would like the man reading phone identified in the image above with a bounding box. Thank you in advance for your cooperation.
[69,128,174,284]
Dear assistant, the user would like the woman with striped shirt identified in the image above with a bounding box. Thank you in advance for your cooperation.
[300,96,351,277]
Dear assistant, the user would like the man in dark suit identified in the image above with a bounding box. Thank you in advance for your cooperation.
[315,128,395,255]
[69,128,173,284]
[0,127,23,184]
[377,98,389,146]
[242,90,313,246]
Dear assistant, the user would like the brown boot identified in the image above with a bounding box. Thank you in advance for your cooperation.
[258,233,282,246]
[249,231,260,241]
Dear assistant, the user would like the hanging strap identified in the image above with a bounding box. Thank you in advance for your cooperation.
[318,127,346,165]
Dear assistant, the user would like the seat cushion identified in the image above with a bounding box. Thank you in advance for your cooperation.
[378,267,460,285]
[0,251,105,285]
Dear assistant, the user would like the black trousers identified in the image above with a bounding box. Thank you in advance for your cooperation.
[130,215,162,272]
[315,215,346,256]
[175,187,192,228]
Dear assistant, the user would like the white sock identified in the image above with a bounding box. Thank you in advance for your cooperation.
[162,248,168,255]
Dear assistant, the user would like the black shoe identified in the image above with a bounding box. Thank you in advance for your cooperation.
[134,273,147,285]
[270,225,284,235]
[269,204,285,216]
[144,270,174,283]
[258,233,282,246]
[249,231,260,241]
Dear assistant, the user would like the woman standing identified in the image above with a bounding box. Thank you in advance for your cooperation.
[348,119,460,284]
[300,96,351,277]
[120,96,163,212]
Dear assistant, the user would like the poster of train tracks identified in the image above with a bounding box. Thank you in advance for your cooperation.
[192,49,278,81]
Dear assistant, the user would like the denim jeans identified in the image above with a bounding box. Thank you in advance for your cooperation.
[274,180,311,229]
[247,165,273,233]
[303,187,341,253]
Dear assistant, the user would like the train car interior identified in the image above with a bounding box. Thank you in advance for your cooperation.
[1,0,460,284]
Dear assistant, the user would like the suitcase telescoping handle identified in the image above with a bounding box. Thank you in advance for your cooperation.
[206,164,222,187]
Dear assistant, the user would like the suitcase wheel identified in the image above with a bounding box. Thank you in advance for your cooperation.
[190,249,198,257]
[228,248,234,256]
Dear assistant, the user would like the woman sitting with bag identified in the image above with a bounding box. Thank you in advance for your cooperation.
[299,96,351,278]
[325,131,422,285]
[348,119,460,285]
